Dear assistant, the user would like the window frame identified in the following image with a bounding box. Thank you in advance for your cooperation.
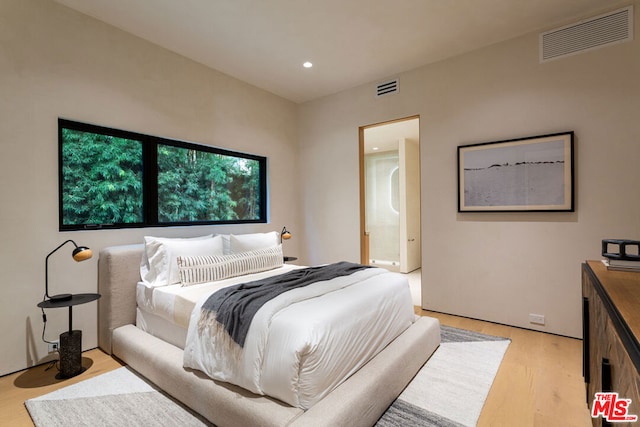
[58,118,267,231]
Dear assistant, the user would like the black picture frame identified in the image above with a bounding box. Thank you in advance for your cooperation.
[457,132,574,212]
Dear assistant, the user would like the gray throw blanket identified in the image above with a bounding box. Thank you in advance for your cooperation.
[199,261,372,347]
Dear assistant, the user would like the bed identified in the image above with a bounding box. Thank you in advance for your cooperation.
[97,235,441,426]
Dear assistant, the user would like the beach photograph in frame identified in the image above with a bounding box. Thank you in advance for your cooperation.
[458,132,574,212]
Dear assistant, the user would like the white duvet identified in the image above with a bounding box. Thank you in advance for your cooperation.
[182,266,415,409]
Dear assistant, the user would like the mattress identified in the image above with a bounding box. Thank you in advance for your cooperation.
[136,307,187,349]
[135,264,300,348]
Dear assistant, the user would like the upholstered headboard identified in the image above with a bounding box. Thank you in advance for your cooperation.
[97,244,144,354]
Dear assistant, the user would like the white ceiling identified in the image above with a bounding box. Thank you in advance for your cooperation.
[53,0,616,103]
[364,118,420,154]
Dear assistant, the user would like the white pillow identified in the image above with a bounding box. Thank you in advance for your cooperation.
[219,234,231,254]
[229,231,279,254]
[177,245,283,286]
[140,235,223,286]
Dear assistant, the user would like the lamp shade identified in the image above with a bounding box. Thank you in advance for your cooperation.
[281,227,292,243]
[72,246,93,262]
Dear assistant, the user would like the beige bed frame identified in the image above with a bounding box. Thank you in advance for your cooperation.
[97,244,441,427]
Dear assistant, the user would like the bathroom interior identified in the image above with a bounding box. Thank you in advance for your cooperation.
[363,117,421,275]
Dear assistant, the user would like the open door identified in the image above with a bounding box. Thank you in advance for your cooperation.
[359,116,420,273]
[399,137,421,273]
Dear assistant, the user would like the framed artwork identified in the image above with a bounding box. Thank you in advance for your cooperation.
[457,132,574,212]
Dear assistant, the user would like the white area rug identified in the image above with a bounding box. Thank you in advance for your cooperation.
[25,367,211,426]
[26,326,509,427]
[375,326,510,426]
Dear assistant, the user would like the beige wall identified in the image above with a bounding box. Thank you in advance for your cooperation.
[0,0,299,375]
[2,0,638,376]
[298,2,640,338]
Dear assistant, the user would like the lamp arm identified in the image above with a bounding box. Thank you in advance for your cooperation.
[45,240,78,299]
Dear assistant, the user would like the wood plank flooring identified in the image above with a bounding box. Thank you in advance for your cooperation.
[1,310,592,426]
[419,309,592,427]
[0,349,124,427]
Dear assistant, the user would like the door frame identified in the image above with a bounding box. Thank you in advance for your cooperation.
[359,115,420,265]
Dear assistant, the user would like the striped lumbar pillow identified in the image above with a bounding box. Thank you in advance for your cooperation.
[177,245,283,286]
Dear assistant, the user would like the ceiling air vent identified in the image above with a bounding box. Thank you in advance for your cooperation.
[376,79,399,98]
[540,5,633,63]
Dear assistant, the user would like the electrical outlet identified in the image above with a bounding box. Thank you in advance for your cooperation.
[529,313,545,325]
[48,341,59,353]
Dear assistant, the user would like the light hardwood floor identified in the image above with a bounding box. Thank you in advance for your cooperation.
[0,349,124,427]
[1,310,592,427]
[419,309,592,427]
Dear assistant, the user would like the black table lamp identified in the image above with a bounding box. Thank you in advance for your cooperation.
[280,227,298,262]
[45,239,93,302]
[280,227,292,244]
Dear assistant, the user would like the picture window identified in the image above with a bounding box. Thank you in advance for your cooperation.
[59,119,267,230]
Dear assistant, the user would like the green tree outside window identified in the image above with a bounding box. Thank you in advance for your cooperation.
[59,120,266,230]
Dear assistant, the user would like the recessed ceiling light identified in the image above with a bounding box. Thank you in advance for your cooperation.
[303,61,313,68]
[372,147,379,151]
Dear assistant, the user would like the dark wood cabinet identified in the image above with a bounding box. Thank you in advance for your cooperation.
[582,261,640,426]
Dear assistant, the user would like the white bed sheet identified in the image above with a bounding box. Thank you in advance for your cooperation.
[136,307,188,349]
[183,266,415,409]
[135,264,300,337]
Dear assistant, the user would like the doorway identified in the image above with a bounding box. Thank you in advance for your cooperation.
[359,116,421,274]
